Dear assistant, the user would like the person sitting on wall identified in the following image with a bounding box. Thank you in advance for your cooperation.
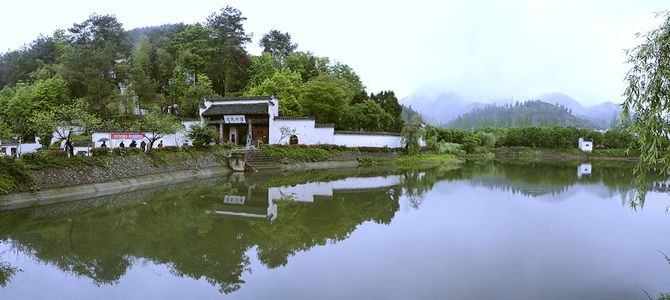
[140,140,146,151]
[129,140,137,148]
[158,140,163,148]
[119,141,125,148]
[100,141,107,148]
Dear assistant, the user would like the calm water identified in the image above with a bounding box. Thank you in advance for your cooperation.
[1,161,669,299]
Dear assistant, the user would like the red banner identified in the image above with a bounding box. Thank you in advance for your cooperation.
[111,133,146,140]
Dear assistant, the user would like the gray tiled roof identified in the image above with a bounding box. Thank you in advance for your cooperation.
[202,103,269,116]
[274,116,315,121]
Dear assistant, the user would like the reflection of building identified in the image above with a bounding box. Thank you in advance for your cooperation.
[209,175,402,221]
[268,176,403,203]
[577,163,592,178]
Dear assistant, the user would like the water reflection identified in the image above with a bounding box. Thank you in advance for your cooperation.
[0,161,668,297]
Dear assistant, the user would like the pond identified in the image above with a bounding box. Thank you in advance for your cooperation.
[1,160,669,299]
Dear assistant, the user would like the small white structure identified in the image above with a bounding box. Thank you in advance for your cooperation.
[577,163,592,178]
[578,137,593,152]
[0,139,19,157]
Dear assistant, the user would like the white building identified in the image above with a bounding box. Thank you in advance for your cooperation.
[199,96,403,148]
[578,137,593,152]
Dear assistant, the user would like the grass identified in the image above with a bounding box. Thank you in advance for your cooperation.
[359,154,460,166]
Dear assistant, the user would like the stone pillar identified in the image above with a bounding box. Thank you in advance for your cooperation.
[246,120,252,149]
[219,122,224,145]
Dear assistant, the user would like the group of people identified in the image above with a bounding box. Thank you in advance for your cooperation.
[100,140,163,151]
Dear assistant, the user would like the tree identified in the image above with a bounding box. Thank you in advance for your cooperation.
[206,6,252,95]
[371,91,404,132]
[402,115,425,155]
[259,30,298,67]
[60,14,130,117]
[186,122,217,146]
[132,111,184,150]
[300,78,347,125]
[245,69,303,116]
[128,37,159,112]
[30,100,102,156]
[622,11,670,202]
[343,99,393,131]
[181,83,219,118]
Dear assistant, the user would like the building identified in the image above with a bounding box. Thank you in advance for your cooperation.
[199,96,403,148]
[578,137,593,152]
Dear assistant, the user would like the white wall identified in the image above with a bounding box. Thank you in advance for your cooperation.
[271,119,334,145]
[334,133,403,148]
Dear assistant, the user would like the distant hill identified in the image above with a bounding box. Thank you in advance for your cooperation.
[444,100,603,130]
[537,92,621,128]
[402,90,621,129]
[400,91,488,125]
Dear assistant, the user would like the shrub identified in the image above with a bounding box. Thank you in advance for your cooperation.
[261,145,331,162]
[0,157,31,194]
[436,142,466,156]
[90,147,111,157]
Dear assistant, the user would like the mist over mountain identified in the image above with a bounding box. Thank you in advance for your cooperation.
[401,90,622,128]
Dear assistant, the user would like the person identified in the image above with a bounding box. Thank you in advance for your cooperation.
[101,141,107,148]
[157,140,163,148]
[119,141,125,148]
[129,140,137,148]
[140,140,146,152]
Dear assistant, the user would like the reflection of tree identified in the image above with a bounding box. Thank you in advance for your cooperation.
[0,170,404,293]
[0,259,20,288]
[2,162,655,293]
[250,186,400,268]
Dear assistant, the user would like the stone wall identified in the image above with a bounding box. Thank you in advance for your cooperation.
[13,151,231,192]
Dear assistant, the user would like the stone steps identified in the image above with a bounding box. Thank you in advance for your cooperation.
[240,149,281,170]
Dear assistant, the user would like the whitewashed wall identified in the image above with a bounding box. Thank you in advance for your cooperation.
[333,133,403,148]
[271,119,334,145]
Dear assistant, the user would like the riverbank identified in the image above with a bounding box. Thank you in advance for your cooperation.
[491,149,639,161]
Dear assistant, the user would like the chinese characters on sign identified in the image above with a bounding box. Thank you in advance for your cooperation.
[111,133,146,140]
[224,195,246,205]
[224,115,246,124]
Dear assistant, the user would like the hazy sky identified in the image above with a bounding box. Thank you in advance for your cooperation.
[2,0,667,105]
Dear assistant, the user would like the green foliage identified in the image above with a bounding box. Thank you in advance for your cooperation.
[401,115,425,155]
[187,122,217,145]
[343,99,393,131]
[132,111,184,150]
[623,11,670,182]
[245,69,303,116]
[435,142,466,156]
[0,157,31,194]
[261,145,332,162]
[299,77,348,125]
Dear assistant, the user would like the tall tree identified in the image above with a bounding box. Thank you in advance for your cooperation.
[259,30,298,67]
[60,14,131,117]
[128,37,160,113]
[206,6,252,95]
[371,91,404,132]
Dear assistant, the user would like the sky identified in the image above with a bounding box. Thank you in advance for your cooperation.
[1,0,668,106]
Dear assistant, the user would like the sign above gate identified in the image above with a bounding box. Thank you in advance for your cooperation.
[224,115,246,124]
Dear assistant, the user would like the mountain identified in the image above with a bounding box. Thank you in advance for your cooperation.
[400,91,487,125]
[444,100,603,130]
[402,90,621,129]
[537,92,622,128]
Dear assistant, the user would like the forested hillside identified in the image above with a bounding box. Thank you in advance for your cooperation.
[444,100,603,130]
[0,6,404,141]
